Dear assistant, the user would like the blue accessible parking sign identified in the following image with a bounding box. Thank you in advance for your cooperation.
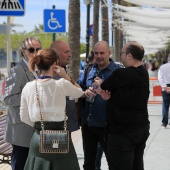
[44,9,66,33]
[0,0,25,16]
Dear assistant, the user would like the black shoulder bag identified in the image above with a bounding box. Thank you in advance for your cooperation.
[36,82,69,154]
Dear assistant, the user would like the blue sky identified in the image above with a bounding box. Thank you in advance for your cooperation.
[0,0,90,42]
[0,0,113,44]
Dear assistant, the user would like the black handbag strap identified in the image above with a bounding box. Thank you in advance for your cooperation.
[35,81,67,131]
[82,64,92,90]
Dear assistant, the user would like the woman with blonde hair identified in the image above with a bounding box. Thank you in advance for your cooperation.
[20,48,84,170]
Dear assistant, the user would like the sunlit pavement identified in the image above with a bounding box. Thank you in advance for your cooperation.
[73,104,170,170]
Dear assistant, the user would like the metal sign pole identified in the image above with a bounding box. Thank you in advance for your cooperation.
[52,5,56,42]
[85,3,90,64]
[7,16,11,73]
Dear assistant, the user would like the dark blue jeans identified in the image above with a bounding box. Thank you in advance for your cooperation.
[11,145,29,170]
[162,91,170,126]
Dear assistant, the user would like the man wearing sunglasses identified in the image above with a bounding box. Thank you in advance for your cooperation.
[50,40,80,133]
[27,47,41,53]
[3,37,42,170]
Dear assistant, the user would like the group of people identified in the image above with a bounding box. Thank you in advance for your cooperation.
[3,37,150,170]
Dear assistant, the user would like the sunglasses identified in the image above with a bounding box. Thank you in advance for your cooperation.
[27,47,41,53]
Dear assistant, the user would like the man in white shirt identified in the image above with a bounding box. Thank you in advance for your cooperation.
[158,55,170,128]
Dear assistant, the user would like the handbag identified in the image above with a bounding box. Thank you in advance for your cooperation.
[35,82,69,154]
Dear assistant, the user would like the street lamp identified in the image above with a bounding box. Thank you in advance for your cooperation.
[84,0,92,64]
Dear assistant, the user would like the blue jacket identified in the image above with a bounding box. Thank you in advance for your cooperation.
[78,59,120,127]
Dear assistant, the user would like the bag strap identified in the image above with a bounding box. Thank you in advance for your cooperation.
[82,64,92,90]
[35,81,67,131]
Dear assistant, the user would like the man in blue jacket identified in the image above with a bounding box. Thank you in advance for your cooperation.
[78,41,120,170]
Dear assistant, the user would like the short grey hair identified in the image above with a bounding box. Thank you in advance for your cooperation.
[18,37,41,58]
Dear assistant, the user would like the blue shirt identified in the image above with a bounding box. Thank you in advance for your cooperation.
[78,59,121,127]
[80,61,84,70]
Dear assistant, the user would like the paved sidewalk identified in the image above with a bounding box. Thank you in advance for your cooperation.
[144,104,170,170]
[73,104,170,170]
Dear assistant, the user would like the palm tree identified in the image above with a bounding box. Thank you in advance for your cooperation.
[92,0,100,48]
[68,0,80,81]
[33,24,44,34]
[101,0,109,43]
[112,0,128,62]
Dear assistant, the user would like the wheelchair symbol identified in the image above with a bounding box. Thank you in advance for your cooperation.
[48,12,62,30]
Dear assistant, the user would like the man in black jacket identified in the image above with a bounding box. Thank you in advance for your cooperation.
[94,41,150,170]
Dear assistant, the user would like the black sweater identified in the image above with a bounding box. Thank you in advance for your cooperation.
[101,65,150,134]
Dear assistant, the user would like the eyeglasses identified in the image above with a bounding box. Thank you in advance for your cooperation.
[27,47,41,53]
[119,52,127,56]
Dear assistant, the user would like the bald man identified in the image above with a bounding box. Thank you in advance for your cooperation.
[50,40,79,132]
[95,41,150,170]
[78,41,121,170]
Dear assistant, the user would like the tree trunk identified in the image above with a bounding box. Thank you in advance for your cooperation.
[101,0,109,43]
[119,0,125,50]
[112,0,124,62]
[113,28,121,62]
[68,0,80,81]
[92,0,100,48]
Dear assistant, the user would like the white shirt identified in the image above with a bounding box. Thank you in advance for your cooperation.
[158,61,170,90]
[23,58,39,79]
[20,78,84,127]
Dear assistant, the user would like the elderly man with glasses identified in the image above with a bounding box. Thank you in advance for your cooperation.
[3,37,42,170]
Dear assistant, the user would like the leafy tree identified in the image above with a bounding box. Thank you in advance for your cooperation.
[33,24,44,34]
[0,31,86,56]
[80,43,86,54]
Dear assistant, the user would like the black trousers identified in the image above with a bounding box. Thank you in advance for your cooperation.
[81,123,110,170]
[11,145,29,170]
[108,128,150,170]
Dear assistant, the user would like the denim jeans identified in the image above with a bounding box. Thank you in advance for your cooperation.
[162,100,166,117]
[162,91,170,126]
[11,145,29,170]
